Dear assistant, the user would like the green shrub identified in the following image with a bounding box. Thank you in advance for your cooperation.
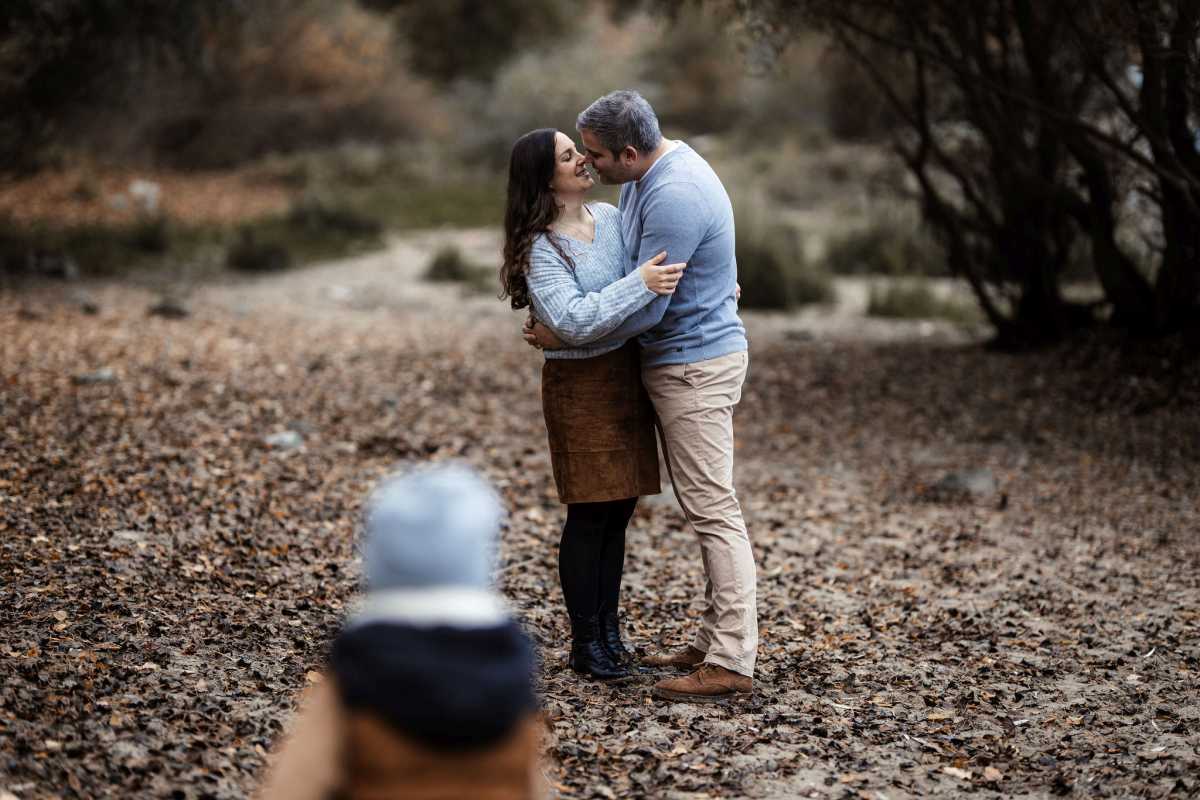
[640,5,747,134]
[385,0,573,83]
[423,245,494,293]
[736,225,833,310]
[224,194,385,272]
[866,282,978,324]
[127,215,170,253]
[457,14,643,167]
[823,220,947,277]
[226,229,292,272]
[0,217,190,277]
[425,246,472,282]
[287,197,382,238]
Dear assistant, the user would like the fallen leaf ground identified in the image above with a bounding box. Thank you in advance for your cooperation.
[2,250,1198,799]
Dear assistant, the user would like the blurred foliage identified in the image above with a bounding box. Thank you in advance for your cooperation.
[736,0,1200,341]
[286,196,383,239]
[735,209,833,310]
[0,215,198,277]
[367,0,574,83]
[456,9,647,167]
[823,218,947,277]
[224,199,383,273]
[226,229,293,273]
[424,245,495,293]
[0,193,383,280]
[640,3,746,133]
[255,142,507,229]
[866,282,979,325]
[425,246,474,282]
[1,0,444,170]
[0,0,230,170]
[820,50,898,141]
[153,1,443,168]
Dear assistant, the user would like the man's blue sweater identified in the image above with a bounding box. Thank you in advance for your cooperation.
[586,142,748,367]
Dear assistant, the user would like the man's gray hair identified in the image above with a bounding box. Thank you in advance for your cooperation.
[576,89,662,156]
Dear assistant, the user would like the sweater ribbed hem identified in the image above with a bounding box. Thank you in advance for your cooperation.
[639,334,748,367]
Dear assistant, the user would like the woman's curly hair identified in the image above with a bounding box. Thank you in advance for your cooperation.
[500,128,574,310]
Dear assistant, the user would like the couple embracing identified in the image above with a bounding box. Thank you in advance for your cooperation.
[500,90,758,703]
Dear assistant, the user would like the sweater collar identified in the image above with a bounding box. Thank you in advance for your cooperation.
[637,140,682,186]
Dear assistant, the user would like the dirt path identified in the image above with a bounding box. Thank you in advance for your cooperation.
[2,236,1198,799]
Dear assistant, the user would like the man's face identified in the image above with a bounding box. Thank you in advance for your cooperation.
[579,129,638,185]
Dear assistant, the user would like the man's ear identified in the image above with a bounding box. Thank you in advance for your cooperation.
[620,145,639,165]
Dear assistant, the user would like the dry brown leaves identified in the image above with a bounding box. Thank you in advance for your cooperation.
[1,280,1198,799]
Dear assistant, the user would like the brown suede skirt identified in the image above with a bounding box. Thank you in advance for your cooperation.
[541,341,661,504]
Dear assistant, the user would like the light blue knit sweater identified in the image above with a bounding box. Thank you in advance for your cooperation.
[528,144,747,366]
[615,142,747,366]
[526,202,656,360]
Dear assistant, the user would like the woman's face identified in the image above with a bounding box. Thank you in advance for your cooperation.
[549,131,594,198]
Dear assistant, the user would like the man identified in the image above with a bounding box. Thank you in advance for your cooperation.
[524,89,758,703]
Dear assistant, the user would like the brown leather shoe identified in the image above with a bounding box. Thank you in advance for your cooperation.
[652,663,753,703]
[641,645,706,671]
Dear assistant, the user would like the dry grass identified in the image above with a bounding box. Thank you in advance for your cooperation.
[0,166,294,228]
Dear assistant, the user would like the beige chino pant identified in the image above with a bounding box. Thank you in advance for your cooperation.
[642,350,758,676]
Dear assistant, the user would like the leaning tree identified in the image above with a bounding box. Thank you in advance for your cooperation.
[732,0,1200,345]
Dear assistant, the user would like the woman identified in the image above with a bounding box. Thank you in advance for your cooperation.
[499,128,685,683]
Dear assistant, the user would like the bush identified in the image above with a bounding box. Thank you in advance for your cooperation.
[866,282,978,324]
[48,3,448,169]
[823,219,947,277]
[127,215,170,253]
[736,224,833,310]
[821,50,899,142]
[456,12,644,166]
[287,197,382,238]
[226,229,292,273]
[639,5,748,134]
[737,32,830,139]
[225,194,384,272]
[386,0,573,84]
[423,246,494,293]
[0,218,185,278]
[425,246,472,282]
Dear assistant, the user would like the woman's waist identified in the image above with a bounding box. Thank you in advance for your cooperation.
[542,340,629,361]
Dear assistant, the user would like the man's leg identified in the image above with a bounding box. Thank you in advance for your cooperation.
[654,417,719,658]
[642,351,757,677]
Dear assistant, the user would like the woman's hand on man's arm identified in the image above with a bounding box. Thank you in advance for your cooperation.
[638,251,687,296]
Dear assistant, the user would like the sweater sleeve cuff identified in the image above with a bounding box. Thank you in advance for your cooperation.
[631,266,655,299]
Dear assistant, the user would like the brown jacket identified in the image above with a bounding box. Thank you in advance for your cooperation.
[257,677,544,800]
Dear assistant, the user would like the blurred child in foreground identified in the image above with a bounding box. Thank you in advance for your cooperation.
[257,464,544,800]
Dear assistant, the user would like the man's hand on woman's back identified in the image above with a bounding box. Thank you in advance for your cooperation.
[523,313,567,351]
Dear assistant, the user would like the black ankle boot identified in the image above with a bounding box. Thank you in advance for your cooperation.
[569,614,631,683]
[599,609,632,666]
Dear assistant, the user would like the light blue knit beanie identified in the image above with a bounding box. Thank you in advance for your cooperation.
[362,463,504,592]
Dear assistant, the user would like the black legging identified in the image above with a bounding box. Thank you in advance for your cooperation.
[558,497,638,621]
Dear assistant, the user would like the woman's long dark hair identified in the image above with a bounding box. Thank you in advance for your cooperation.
[500,128,574,310]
